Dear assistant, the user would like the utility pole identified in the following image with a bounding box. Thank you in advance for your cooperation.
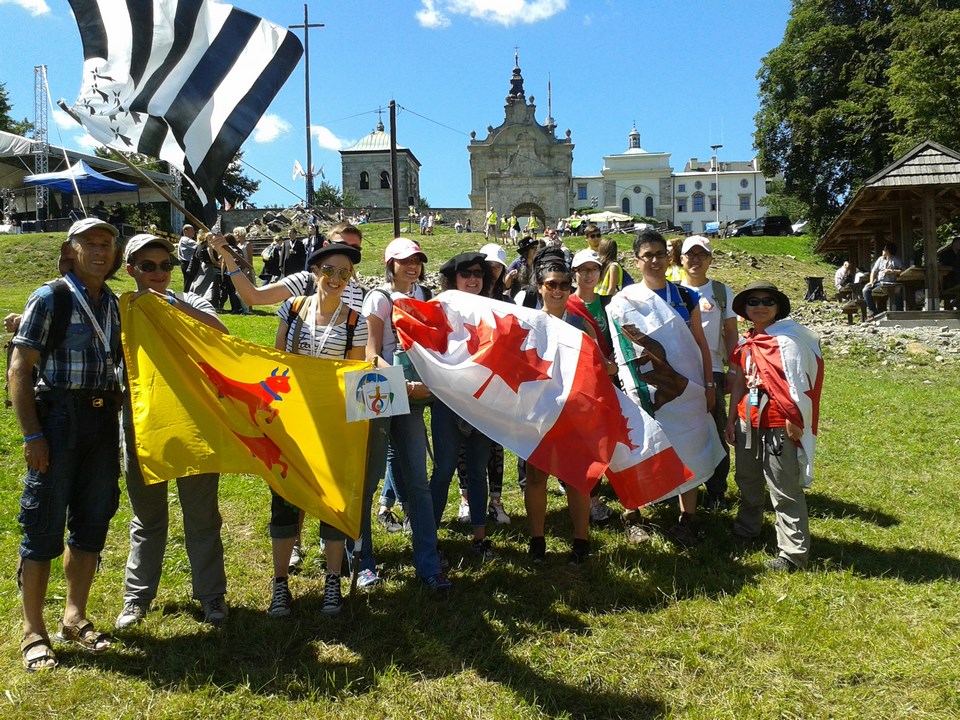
[389,100,401,237]
[710,143,722,225]
[290,4,323,208]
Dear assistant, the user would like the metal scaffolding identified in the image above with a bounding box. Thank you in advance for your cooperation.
[33,64,49,222]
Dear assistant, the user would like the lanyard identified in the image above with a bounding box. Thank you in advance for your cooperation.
[308,295,342,358]
[64,273,113,366]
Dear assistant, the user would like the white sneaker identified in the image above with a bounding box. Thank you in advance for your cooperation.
[457,499,471,523]
[590,499,615,524]
[487,499,511,525]
[115,601,148,629]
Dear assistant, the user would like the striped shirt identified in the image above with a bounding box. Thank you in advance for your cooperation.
[276,298,368,359]
[13,273,120,391]
[278,271,365,313]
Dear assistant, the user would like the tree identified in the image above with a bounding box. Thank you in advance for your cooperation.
[0,81,34,136]
[179,151,259,222]
[314,180,343,207]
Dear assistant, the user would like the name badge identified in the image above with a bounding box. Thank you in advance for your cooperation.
[748,387,759,407]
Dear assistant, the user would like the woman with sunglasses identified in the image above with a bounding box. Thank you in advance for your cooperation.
[360,239,450,591]
[725,281,822,572]
[525,261,603,564]
[430,253,496,560]
[267,243,368,618]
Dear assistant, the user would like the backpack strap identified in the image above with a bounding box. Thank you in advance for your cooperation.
[342,308,359,358]
[522,290,538,309]
[712,279,728,314]
[675,284,697,315]
[285,295,310,355]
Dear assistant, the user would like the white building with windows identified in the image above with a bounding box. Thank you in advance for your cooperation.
[340,119,421,209]
[672,157,771,233]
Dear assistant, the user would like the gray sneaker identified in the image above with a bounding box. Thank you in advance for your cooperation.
[201,595,229,627]
[115,601,148,629]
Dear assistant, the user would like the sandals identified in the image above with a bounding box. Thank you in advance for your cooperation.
[55,620,113,653]
[20,633,58,673]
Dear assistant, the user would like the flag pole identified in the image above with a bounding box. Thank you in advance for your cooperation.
[389,99,400,237]
[290,4,324,209]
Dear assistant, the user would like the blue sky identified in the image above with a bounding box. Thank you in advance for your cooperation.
[0,0,792,208]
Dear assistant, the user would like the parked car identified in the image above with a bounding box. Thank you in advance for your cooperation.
[731,215,793,237]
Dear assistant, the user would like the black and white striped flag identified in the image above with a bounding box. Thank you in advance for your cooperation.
[67,0,302,206]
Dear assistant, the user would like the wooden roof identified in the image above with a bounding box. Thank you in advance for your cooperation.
[816,140,960,253]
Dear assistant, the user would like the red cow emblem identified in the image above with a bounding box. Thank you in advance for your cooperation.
[233,431,289,478]
[198,363,292,424]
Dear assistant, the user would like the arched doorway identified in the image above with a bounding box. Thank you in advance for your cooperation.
[512,202,545,238]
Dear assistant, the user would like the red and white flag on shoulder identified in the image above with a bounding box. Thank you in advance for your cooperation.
[392,291,691,506]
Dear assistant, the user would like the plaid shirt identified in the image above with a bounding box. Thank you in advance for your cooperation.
[12,273,120,391]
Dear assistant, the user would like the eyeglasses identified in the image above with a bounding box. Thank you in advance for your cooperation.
[135,260,175,273]
[575,266,600,274]
[542,280,572,291]
[746,296,778,307]
[457,268,484,279]
[637,252,668,263]
[683,251,711,261]
[319,265,353,281]
[587,233,601,239]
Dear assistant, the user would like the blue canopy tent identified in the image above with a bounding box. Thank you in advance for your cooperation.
[24,160,137,194]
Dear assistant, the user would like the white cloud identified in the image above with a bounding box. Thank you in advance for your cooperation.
[311,125,353,151]
[252,113,291,143]
[53,109,79,131]
[416,0,450,28]
[417,0,566,28]
[74,133,104,151]
[0,0,50,16]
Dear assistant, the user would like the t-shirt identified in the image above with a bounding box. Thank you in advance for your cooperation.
[361,284,430,365]
[278,271,365,313]
[276,298,368,359]
[682,279,735,372]
[177,236,197,264]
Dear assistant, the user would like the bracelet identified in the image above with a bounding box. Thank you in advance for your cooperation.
[167,294,176,305]
[23,433,43,442]
[226,268,242,277]
[705,382,716,388]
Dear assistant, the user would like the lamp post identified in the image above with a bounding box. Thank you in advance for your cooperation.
[710,144,722,225]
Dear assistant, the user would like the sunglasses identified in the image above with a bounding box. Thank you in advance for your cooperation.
[746,296,778,307]
[637,252,668,263]
[457,268,484,279]
[320,265,353,281]
[587,233,601,239]
[135,260,175,273]
[543,280,572,291]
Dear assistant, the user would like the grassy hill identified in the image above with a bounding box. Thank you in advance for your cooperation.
[0,226,957,719]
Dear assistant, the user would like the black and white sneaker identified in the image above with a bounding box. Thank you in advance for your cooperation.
[268,577,292,618]
[470,537,495,561]
[321,573,343,615]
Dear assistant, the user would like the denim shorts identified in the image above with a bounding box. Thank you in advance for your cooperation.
[18,393,121,561]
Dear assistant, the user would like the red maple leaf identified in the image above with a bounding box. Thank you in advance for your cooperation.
[466,313,553,398]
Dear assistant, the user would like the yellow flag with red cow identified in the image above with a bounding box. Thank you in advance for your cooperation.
[120,293,371,538]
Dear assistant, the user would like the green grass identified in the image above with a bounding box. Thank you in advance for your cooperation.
[0,226,958,719]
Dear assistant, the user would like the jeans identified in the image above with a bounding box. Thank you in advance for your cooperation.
[379,443,407,509]
[346,408,441,578]
[430,400,491,530]
[863,282,903,315]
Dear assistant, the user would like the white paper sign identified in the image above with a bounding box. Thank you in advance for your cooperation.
[344,365,410,421]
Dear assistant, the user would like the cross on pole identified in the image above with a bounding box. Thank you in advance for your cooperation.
[290,4,324,208]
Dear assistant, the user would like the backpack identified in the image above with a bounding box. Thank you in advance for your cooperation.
[711,279,729,314]
[285,296,359,358]
[4,278,72,406]
[621,268,635,287]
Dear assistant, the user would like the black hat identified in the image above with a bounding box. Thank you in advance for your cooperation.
[307,241,361,268]
[732,280,791,320]
[439,252,487,276]
[517,236,539,254]
[533,245,569,271]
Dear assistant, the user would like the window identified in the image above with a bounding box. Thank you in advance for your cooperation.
[380,171,390,189]
[677,198,687,213]
[740,179,749,188]
[709,196,717,213]
[359,171,369,190]
[695,180,702,190]
[710,182,717,191]
[678,183,686,193]
[739,195,751,210]
[692,193,705,213]
[681,222,692,232]
[645,196,654,217]
[577,184,587,200]
[621,197,630,213]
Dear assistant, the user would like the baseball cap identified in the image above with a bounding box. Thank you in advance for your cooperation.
[572,249,602,269]
[681,235,712,255]
[124,233,175,264]
[384,237,427,263]
[67,217,119,241]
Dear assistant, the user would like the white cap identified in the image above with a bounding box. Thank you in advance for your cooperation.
[124,233,175,263]
[681,235,712,255]
[572,248,602,269]
[480,243,506,267]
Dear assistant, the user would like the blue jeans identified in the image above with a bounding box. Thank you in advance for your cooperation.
[379,443,407,509]
[346,408,441,578]
[430,400,491,530]
[863,282,903,314]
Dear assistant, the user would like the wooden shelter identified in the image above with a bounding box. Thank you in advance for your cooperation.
[816,140,960,312]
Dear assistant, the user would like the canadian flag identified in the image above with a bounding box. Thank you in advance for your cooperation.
[392,291,693,505]
[732,319,823,486]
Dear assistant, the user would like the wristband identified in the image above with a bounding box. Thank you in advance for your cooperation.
[167,294,176,305]
[226,268,242,277]
[705,382,716,388]
[23,433,43,442]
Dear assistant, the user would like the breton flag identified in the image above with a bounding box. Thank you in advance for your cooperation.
[731,320,824,486]
[606,283,727,494]
[66,0,302,206]
[392,291,692,506]
[293,159,306,180]
[120,292,371,538]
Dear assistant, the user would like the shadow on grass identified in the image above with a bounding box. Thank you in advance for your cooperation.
[813,536,960,583]
[806,492,900,528]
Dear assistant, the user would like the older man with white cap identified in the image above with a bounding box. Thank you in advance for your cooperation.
[680,235,738,510]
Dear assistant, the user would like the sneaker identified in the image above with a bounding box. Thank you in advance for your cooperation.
[321,573,343,615]
[457,499,471,523]
[667,512,700,548]
[201,595,229,628]
[528,537,546,564]
[470,537,495,561]
[766,556,799,572]
[356,569,381,590]
[288,544,304,575]
[421,572,453,592]
[267,577,292,618]
[625,522,652,544]
[568,538,591,565]
[115,601,148,629]
[437,546,450,572]
[376,509,404,534]
[590,499,615,524]
[488,498,511,525]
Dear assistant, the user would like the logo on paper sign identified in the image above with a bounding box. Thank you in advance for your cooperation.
[355,372,395,416]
